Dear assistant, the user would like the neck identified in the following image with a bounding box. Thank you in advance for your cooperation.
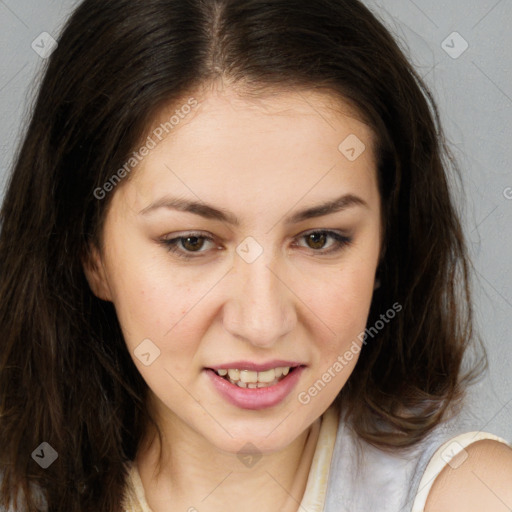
[135,406,322,512]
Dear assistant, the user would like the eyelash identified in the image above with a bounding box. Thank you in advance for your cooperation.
[160,230,352,260]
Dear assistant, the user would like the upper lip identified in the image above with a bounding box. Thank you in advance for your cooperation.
[206,360,305,372]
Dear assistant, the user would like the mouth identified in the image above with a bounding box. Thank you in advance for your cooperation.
[204,364,307,410]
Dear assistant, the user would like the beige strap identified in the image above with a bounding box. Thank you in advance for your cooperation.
[299,401,340,511]
[411,431,512,512]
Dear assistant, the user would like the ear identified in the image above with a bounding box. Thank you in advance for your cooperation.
[82,244,113,302]
[373,273,381,291]
[374,237,386,291]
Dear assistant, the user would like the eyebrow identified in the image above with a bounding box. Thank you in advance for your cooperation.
[138,192,368,225]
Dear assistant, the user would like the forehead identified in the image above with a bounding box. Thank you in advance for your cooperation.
[148,83,375,147]
[116,85,380,220]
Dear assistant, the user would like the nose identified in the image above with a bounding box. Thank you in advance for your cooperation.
[222,248,296,348]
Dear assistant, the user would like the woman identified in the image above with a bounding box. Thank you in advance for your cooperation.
[0,0,511,511]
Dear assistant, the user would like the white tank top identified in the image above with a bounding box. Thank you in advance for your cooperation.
[120,399,511,512]
[323,400,510,511]
[2,400,509,511]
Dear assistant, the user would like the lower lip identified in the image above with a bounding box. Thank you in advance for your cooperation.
[205,366,306,410]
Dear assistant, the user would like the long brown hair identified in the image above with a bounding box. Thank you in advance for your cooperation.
[0,0,486,510]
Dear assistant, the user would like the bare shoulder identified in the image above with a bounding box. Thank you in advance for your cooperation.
[424,439,512,512]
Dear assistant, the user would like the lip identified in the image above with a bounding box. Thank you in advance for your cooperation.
[205,365,306,410]
[205,360,304,372]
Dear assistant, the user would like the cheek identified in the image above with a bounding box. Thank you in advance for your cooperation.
[300,256,377,374]
[110,269,205,397]
[295,266,374,401]
[104,241,198,355]
[309,258,376,326]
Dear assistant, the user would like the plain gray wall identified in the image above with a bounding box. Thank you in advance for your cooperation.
[1,1,511,441]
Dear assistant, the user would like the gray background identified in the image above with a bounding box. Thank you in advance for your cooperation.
[0,0,511,440]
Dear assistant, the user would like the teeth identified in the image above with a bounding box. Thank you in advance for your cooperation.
[240,370,258,383]
[227,369,240,381]
[255,368,276,383]
[215,366,293,385]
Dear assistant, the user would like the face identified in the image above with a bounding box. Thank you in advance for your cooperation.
[84,83,382,456]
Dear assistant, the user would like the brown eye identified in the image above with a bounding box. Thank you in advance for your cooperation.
[305,232,328,250]
[180,236,206,252]
[296,230,352,255]
[161,232,216,259]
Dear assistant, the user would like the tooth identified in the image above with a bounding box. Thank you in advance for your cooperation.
[257,368,276,382]
[223,367,291,385]
[236,381,247,388]
[228,369,240,381]
[247,382,258,388]
[240,370,258,383]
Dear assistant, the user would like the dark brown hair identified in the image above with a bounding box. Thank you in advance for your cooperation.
[0,0,486,510]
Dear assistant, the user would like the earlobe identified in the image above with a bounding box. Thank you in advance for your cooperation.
[81,245,113,302]
[374,240,385,291]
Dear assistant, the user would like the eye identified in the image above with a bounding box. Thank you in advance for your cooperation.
[160,230,352,260]
[161,232,216,259]
[293,230,352,254]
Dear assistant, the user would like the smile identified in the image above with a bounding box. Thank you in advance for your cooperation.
[204,365,306,410]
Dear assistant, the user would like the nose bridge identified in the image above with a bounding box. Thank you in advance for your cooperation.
[223,240,295,346]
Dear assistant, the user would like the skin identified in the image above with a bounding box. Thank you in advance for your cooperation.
[83,80,384,512]
[425,439,512,512]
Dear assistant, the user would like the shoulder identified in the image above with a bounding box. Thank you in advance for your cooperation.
[424,436,512,512]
